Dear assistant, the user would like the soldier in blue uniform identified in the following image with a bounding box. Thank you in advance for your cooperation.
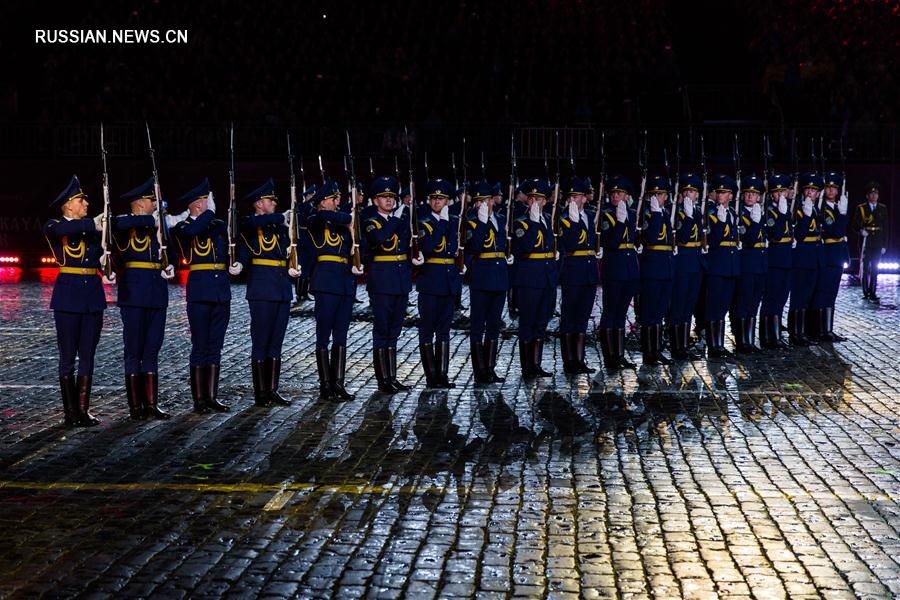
[294,183,317,305]
[171,178,231,413]
[597,175,639,369]
[759,173,793,348]
[43,176,108,427]
[306,179,359,401]
[558,176,598,374]
[465,181,509,384]
[512,178,556,378]
[113,178,175,420]
[730,174,767,353]
[416,178,463,388]
[638,175,675,365]
[704,174,740,357]
[229,178,295,407]
[506,183,530,319]
[852,181,888,303]
[364,175,413,393]
[787,173,824,346]
[810,172,849,341]
[669,173,705,359]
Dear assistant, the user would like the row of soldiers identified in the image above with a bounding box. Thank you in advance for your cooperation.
[44,160,887,427]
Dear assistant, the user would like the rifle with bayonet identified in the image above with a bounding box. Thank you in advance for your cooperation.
[593,130,606,251]
[549,131,561,254]
[700,134,709,251]
[634,130,649,234]
[404,125,420,260]
[456,139,469,272]
[505,132,517,260]
[346,131,363,271]
[99,123,115,283]
[227,123,237,267]
[145,122,170,274]
[286,132,299,273]
[733,133,742,246]
[789,134,800,217]
[817,135,827,210]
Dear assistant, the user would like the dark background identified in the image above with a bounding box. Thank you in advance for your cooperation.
[0,0,896,264]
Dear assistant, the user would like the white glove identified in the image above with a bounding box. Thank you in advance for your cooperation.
[229,262,243,276]
[881,248,886,255]
[683,197,693,216]
[207,190,216,212]
[288,267,301,278]
[165,209,190,228]
[635,245,643,254]
[477,202,489,224]
[282,210,292,225]
[505,255,514,265]
[673,246,679,256]
[597,248,603,259]
[161,264,175,280]
[93,214,105,231]
[102,272,116,285]
[528,202,542,223]
[439,205,449,221]
[737,241,743,250]
[792,239,797,248]
[412,252,425,266]
[716,205,727,223]
[567,200,579,223]
[838,194,848,215]
[750,204,762,223]
[701,246,708,254]
[802,198,813,217]
[777,195,788,215]
[392,203,406,219]
[860,229,869,237]
[616,201,627,223]
[649,195,661,212]
[352,265,365,275]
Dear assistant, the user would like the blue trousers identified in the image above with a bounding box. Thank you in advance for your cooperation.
[704,276,736,322]
[811,265,842,309]
[54,310,103,376]
[732,273,766,319]
[760,267,791,318]
[186,301,230,367]
[789,268,818,311]
[639,278,672,326]
[599,279,638,329]
[418,292,454,344]
[518,285,554,342]
[559,284,597,334]
[370,292,408,349]
[120,306,165,374]
[314,292,353,349]
[670,272,702,325]
[470,289,505,343]
[249,300,290,360]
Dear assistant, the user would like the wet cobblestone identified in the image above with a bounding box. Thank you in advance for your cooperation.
[0,272,899,598]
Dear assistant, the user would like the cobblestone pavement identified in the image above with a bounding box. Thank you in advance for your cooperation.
[1,269,899,599]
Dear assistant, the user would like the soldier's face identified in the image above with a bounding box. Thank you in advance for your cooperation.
[374,194,396,212]
[804,188,820,200]
[655,191,669,205]
[742,192,760,206]
[319,197,337,211]
[824,185,839,200]
[867,191,879,203]
[428,196,447,213]
[64,196,89,219]
[681,189,698,201]
[527,195,546,209]
[715,191,732,205]
[610,191,626,205]
[189,196,209,214]
[569,194,586,208]
[256,197,277,215]
[131,198,153,215]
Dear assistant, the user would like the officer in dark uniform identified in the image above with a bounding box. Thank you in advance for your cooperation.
[43,176,108,427]
[512,178,556,379]
[704,174,740,357]
[306,179,359,401]
[113,178,175,420]
[787,173,824,346]
[638,174,675,365]
[416,178,462,388]
[364,175,412,393]
[506,183,530,319]
[229,178,295,407]
[810,172,849,341]
[171,178,230,413]
[597,175,639,369]
[852,181,887,303]
[557,176,598,374]
[759,173,793,349]
[731,174,767,353]
[669,173,705,359]
[465,180,509,384]
[294,183,317,305]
